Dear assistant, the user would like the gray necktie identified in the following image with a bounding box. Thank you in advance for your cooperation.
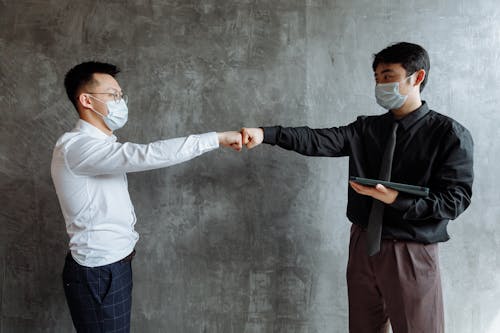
[366,121,399,256]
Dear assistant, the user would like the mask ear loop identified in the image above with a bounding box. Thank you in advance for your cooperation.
[85,94,108,118]
[408,71,420,84]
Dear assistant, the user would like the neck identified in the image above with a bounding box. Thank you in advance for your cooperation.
[391,96,422,119]
[79,109,113,136]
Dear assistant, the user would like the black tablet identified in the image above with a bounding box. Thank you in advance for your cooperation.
[349,176,430,197]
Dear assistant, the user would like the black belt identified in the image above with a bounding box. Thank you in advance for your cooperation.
[66,250,137,265]
[119,249,136,263]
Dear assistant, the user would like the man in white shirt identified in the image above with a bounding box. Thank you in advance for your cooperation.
[51,61,242,332]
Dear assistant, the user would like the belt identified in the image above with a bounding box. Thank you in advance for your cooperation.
[119,249,136,263]
[65,250,137,267]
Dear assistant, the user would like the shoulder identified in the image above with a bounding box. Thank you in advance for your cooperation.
[355,112,391,124]
[54,130,78,148]
[55,130,107,153]
[350,113,388,132]
[427,110,472,138]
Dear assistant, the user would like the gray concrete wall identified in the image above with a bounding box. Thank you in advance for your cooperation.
[1,0,499,332]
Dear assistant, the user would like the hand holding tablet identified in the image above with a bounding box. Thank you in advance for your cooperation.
[349,176,430,197]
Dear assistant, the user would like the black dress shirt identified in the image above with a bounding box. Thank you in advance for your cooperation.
[262,102,474,244]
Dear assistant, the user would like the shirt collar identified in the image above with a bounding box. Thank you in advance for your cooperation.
[390,101,430,130]
[74,119,117,142]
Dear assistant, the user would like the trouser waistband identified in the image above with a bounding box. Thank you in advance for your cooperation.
[119,249,136,263]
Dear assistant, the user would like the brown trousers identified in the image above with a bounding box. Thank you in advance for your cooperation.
[347,224,444,333]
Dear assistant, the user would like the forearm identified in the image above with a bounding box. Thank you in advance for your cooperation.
[262,125,349,157]
[390,186,472,221]
[124,133,219,173]
[67,132,219,175]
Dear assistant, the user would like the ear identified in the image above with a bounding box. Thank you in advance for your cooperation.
[414,69,426,87]
[78,93,92,109]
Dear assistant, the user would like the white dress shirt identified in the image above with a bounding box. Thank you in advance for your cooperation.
[51,119,219,267]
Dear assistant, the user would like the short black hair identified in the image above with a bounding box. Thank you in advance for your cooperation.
[64,61,120,110]
[372,42,430,92]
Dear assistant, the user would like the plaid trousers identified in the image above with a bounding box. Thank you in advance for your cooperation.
[62,252,133,333]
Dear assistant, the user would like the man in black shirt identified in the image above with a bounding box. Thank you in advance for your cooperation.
[241,42,473,333]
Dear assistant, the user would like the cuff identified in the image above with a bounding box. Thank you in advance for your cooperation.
[389,194,414,211]
[262,126,279,145]
[200,132,220,151]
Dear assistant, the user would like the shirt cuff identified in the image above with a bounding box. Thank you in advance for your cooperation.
[262,126,279,145]
[200,132,220,151]
[389,194,414,212]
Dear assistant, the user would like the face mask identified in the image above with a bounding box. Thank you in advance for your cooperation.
[88,95,128,131]
[375,74,414,110]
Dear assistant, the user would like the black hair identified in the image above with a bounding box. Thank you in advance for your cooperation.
[372,42,430,92]
[64,61,120,110]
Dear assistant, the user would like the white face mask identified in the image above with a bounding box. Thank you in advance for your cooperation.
[375,74,414,110]
[88,95,128,131]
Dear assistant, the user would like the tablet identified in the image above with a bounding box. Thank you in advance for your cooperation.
[349,176,430,197]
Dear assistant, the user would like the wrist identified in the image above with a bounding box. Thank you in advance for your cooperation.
[261,126,278,145]
[217,132,225,145]
[389,195,414,211]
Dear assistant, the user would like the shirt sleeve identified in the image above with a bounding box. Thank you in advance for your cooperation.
[261,118,362,157]
[64,132,219,176]
[390,123,474,221]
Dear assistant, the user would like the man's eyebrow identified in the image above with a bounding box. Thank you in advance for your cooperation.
[381,69,396,74]
[104,87,122,93]
[374,69,396,77]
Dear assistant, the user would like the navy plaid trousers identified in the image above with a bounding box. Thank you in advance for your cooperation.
[62,252,133,333]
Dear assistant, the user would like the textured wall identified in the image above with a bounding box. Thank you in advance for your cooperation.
[1,0,499,332]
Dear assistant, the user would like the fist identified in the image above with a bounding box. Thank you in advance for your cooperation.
[217,131,243,151]
[241,127,264,149]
